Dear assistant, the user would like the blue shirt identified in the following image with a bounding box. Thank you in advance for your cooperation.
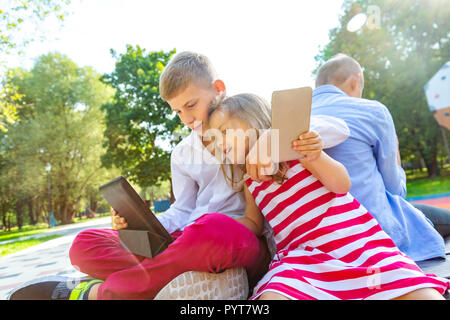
[311,85,445,261]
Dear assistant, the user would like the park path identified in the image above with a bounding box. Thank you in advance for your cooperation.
[0,216,111,299]
[408,192,450,211]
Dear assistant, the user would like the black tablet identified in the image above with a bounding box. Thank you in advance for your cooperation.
[99,176,174,245]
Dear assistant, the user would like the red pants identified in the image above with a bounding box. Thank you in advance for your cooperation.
[69,213,270,300]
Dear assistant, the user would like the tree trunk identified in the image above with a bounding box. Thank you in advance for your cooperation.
[69,208,76,222]
[1,204,6,231]
[89,194,97,213]
[418,148,439,178]
[15,199,24,230]
[427,144,440,177]
[27,197,37,225]
[38,201,46,224]
[62,200,69,225]
[6,214,11,232]
[60,199,76,225]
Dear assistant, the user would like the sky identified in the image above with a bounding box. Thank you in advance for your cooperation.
[7,0,345,102]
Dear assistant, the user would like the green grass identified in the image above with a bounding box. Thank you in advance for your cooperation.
[0,223,53,242]
[405,164,449,198]
[406,175,450,198]
[0,235,62,257]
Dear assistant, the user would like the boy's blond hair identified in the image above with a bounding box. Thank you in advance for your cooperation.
[159,51,218,101]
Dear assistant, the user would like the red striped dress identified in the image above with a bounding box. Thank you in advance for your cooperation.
[246,160,449,300]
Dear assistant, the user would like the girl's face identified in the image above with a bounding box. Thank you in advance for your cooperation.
[208,109,253,165]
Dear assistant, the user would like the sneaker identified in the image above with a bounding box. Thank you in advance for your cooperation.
[7,275,100,300]
[154,267,248,300]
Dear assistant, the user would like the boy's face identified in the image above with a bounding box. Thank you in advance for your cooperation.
[167,80,225,136]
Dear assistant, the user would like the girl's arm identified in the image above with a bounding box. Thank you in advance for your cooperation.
[293,131,351,194]
[236,184,265,236]
[300,152,351,194]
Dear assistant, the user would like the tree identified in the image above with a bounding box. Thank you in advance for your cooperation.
[0,0,71,131]
[2,52,115,225]
[315,0,450,177]
[101,45,185,189]
[0,75,20,131]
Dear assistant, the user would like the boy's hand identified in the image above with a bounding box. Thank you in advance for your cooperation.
[111,208,128,230]
[292,130,322,162]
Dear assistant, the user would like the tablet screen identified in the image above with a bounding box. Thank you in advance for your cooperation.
[99,176,173,243]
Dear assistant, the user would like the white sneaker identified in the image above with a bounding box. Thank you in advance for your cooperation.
[154,267,248,300]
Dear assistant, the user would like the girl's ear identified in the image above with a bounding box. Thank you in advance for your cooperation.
[213,79,226,94]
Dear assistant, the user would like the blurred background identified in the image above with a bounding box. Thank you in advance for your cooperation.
[0,0,448,251]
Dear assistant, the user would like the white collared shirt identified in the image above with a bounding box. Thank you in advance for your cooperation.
[157,115,350,235]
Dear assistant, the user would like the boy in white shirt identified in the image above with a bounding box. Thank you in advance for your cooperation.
[8,51,349,300]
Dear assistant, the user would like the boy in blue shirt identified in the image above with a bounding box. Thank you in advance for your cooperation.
[311,53,449,261]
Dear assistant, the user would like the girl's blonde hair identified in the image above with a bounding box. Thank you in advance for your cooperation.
[209,93,288,191]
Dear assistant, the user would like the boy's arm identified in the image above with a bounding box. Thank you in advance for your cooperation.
[156,153,198,234]
[236,184,264,236]
[374,106,406,198]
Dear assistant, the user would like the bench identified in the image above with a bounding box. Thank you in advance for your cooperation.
[416,237,450,300]
[416,237,450,279]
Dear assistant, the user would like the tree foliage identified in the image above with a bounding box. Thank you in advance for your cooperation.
[315,0,450,176]
[101,45,185,188]
[1,52,116,226]
[0,0,71,131]
[0,0,70,54]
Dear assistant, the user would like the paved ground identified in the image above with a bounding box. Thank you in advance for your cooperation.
[406,192,450,210]
[0,217,111,299]
[409,195,450,210]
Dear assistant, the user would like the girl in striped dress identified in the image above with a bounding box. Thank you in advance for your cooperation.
[207,93,449,300]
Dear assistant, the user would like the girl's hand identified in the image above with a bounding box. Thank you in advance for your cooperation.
[292,130,323,162]
[111,208,128,230]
